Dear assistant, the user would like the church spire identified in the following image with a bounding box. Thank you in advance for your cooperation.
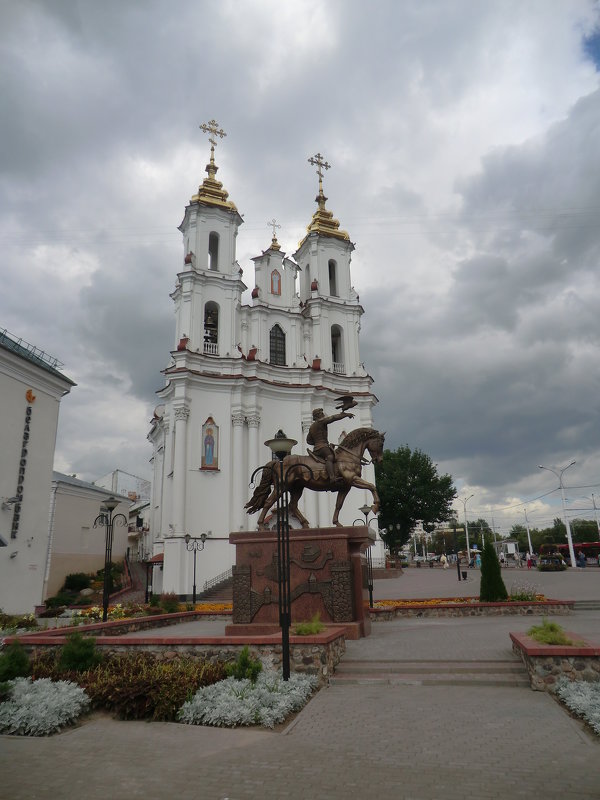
[267,218,282,251]
[191,119,237,210]
[299,152,349,246]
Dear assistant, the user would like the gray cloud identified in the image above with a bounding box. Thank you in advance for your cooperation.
[1,0,600,529]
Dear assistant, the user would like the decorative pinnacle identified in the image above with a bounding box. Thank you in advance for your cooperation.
[200,119,226,173]
[308,152,331,200]
[267,218,281,247]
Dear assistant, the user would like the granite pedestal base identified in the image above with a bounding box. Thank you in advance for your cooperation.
[226,526,374,638]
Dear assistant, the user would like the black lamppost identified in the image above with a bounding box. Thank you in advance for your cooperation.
[254,430,298,681]
[93,496,127,622]
[356,503,376,608]
[185,532,208,604]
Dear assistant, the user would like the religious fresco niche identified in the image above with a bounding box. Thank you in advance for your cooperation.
[201,417,219,470]
[270,269,281,296]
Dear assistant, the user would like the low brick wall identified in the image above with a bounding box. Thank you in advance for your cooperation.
[9,627,345,687]
[511,631,600,692]
[23,610,232,637]
[369,600,574,620]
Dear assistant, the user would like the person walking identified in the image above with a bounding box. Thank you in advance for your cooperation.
[440,553,448,569]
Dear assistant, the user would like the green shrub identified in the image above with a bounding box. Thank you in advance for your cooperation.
[479,541,508,602]
[63,573,91,592]
[225,646,262,683]
[148,594,160,607]
[45,591,77,609]
[0,681,10,702]
[528,619,581,646]
[0,641,30,682]
[159,592,180,614]
[0,611,37,632]
[294,613,325,635]
[58,633,103,673]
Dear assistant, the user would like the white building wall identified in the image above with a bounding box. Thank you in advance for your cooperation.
[0,341,74,614]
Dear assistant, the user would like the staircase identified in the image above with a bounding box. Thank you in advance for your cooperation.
[330,659,530,688]
[198,569,233,602]
[573,600,600,611]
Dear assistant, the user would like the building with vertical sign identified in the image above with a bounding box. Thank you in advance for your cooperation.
[0,329,75,613]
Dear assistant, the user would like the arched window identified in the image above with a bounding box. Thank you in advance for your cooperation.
[204,302,219,355]
[271,269,281,295]
[328,259,338,296]
[208,232,219,271]
[331,325,344,374]
[269,324,286,366]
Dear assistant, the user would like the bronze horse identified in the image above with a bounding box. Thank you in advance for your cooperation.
[245,427,385,529]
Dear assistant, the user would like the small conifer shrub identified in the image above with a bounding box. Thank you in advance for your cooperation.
[0,640,30,682]
[225,646,263,683]
[479,541,508,602]
[58,632,103,672]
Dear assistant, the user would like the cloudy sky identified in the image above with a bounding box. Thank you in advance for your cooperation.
[2,0,600,535]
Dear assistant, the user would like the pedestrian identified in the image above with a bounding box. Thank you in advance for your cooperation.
[440,553,448,569]
[526,553,533,570]
[577,551,586,568]
[475,552,481,568]
[500,551,505,567]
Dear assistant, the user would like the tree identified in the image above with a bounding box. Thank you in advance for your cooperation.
[375,445,456,557]
[479,540,508,602]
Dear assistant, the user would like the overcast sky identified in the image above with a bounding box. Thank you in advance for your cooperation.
[2,0,600,535]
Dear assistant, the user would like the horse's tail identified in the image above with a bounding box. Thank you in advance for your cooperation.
[244,461,276,515]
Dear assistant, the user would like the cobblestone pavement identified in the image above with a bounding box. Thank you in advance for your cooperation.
[374,563,600,600]
[2,578,600,798]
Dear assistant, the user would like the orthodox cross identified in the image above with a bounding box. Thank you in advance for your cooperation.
[308,152,330,193]
[200,119,227,149]
[267,218,281,241]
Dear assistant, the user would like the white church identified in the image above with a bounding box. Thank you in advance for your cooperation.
[148,122,381,597]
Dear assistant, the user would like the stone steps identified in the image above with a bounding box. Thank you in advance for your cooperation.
[330,659,530,688]
[573,600,600,610]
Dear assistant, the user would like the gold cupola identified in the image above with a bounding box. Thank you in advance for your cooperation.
[191,119,237,211]
[298,152,350,247]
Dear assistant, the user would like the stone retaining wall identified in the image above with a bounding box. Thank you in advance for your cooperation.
[22,610,231,637]
[510,631,600,692]
[10,628,345,687]
[370,601,573,620]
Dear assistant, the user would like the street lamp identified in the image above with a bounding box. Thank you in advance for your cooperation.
[355,503,376,608]
[460,494,474,563]
[582,495,600,541]
[538,461,577,567]
[523,509,534,559]
[93,497,127,622]
[184,532,209,604]
[261,430,298,681]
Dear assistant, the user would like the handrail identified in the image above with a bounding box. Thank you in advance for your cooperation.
[202,567,233,592]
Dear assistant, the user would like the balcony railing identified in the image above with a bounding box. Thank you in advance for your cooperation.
[203,342,219,356]
[333,361,345,374]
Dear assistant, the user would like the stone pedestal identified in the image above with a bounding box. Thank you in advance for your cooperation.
[226,526,374,638]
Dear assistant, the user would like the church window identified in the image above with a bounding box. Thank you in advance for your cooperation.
[269,324,286,366]
[204,302,219,355]
[271,269,281,295]
[331,325,344,374]
[208,232,219,270]
[328,260,338,296]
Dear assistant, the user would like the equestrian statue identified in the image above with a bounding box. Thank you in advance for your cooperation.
[245,396,385,529]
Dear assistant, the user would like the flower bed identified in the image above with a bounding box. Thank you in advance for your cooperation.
[510,630,600,691]
[370,597,573,619]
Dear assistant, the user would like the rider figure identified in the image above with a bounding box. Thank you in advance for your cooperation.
[307,408,354,483]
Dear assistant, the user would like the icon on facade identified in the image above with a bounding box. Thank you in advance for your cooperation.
[201,417,219,470]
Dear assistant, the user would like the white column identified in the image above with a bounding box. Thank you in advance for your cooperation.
[172,407,189,536]
[247,413,261,475]
[231,412,245,532]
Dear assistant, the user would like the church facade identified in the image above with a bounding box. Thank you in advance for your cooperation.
[148,125,381,596]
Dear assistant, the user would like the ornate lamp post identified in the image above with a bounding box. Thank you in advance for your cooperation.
[184,532,208,604]
[94,497,127,622]
[262,430,298,681]
[355,503,376,608]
